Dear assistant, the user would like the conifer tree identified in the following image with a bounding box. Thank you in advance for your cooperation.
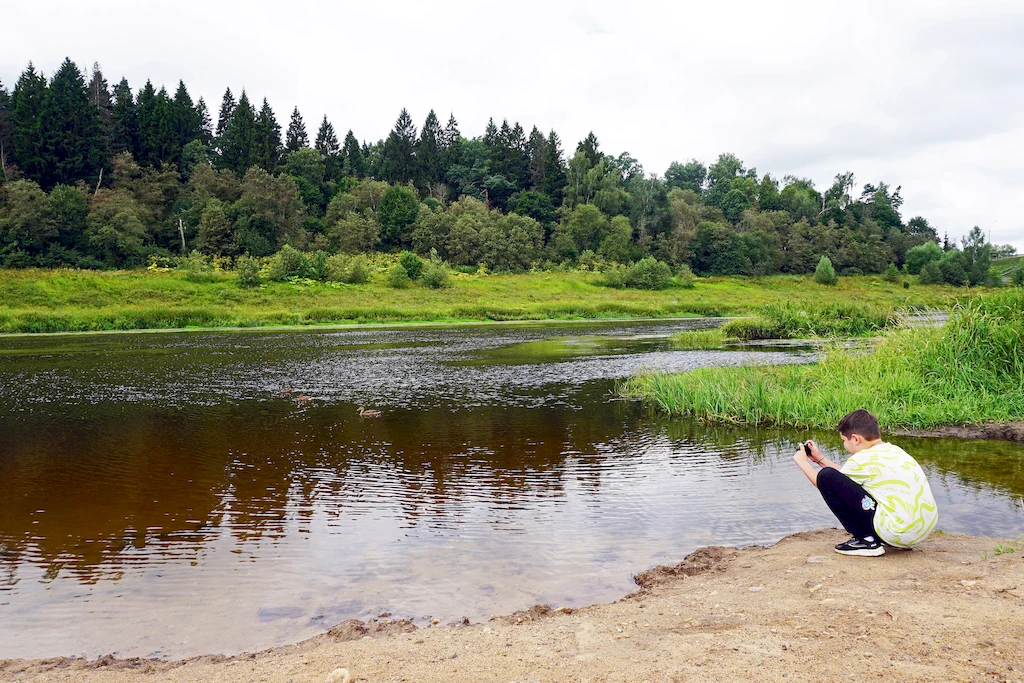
[39,58,104,187]
[441,113,461,172]
[87,63,114,170]
[171,81,202,163]
[0,80,11,179]
[135,80,159,165]
[252,98,282,171]
[315,115,341,179]
[341,130,366,178]
[214,87,235,142]
[111,78,138,158]
[195,97,213,146]
[416,109,442,190]
[507,122,530,190]
[9,63,48,181]
[220,90,256,175]
[285,107,308,152]
[153,86,177,164]
[381,108,417,185]
[576,132,601,169]
[542,130,567,205]
[527,126,547,190]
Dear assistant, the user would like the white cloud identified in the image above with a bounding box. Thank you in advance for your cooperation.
[4,0,1022,248]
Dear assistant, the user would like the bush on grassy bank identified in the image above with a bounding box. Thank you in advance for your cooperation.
[623,289,1024,429]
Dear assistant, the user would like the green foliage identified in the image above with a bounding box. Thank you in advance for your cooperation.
[671,327,727,349]
[721,301,900,340]
[399,251,424,279]
[377,184,419,248]
[267,244,309,281]
[346,255,370,284]
[919,261,943,285]
[905,240,942,274]
[386,262,411,288]
[623,289,1024,429]
[1013,262,1024,287]
[883,262,900,283]
[421,262,452,289]
[235,254,261,288]
[813,255,838,285]
[180,250,218,282]
[675,264,696,288]
[623,257,672,290]
[938,250,968,286]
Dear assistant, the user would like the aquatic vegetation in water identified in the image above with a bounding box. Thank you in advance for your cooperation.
[624,290,1024,429]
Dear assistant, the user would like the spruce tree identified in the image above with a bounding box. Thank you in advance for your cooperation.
[135,80,159,165]
[380,108,417,185]
[285,107,308,152]
[541,130,567,205]
[315,115,340,179]
[341,130,365,178]
[9,63,48,181]
[441,113,461,175]
[111,78,138,158]
[220,90,256,175]
[214,87,235,143]
[195,97,213,146]
[416,109,442,190]
[527,126,547,190]
[87,63,114,172]
[576,132,601,169]
[507,122,530,190]
[252,98,282,171]
[153,86,177,165]
[0,80,11,180]
[39,58,104,187]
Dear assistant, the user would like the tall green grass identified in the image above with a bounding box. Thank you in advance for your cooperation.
[721,301,902,340]
[624,289,1024,429]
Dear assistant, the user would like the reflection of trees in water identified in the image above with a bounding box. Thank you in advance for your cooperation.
[3,390,1021,586]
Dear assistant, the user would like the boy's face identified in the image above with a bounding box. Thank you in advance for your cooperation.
[840,432,863,454]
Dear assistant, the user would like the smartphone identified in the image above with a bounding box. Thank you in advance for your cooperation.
[803,442,813,457]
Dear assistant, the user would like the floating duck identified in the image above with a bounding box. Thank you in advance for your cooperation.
[358,406,381,418]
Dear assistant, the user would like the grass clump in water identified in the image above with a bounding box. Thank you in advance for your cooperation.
[721,301,902,340]
[671,327,729,349]
[623,289,1024,429]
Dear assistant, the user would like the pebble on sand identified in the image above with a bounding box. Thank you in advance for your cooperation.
[326,667,351,683]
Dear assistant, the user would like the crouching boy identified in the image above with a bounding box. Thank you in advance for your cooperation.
[794,409,938,556]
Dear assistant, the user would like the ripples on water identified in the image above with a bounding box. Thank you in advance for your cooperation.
[0,320,1021,659]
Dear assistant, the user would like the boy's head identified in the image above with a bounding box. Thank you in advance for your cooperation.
[837,409,882,454]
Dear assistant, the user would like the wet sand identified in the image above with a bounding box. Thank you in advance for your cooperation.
[3,529,1022,682]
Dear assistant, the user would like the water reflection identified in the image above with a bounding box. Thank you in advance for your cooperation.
[0,321,1021,659]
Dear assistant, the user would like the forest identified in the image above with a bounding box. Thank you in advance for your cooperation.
[0,58,1015,286]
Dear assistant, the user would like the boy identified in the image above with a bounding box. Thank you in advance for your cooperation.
[793,409,938,557]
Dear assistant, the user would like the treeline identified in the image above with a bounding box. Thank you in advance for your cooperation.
[0,58,1015,282]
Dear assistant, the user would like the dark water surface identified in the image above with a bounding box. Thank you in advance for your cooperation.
[1,320,1021,659]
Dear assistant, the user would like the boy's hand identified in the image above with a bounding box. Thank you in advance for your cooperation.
[806,440,823,463]
[793,448,809,464]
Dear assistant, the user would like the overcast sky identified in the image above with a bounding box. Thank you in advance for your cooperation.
[5,0,1023,249]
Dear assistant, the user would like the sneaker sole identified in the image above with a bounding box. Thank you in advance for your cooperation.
[834,546,885,557]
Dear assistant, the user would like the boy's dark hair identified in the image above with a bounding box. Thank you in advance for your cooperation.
[837,409,881,440]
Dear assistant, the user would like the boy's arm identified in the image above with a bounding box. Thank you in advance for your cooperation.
[806,441,841,470]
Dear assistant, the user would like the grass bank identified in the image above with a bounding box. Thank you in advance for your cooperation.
[624,289,1024,429]
[0,268,962,334]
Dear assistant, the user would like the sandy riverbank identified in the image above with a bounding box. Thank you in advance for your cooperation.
[3,529,1022,682]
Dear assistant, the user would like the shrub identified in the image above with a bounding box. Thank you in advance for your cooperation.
[919,262,943,285]
[399,251,425,280]
[345,255,370,284]
[309,250,330,282]
[1014,262,1024,287]
[675,264,696,288]
[180,250,218,283]
[325,254,350,282]
[421,262,452,289]
[267,245,309,281]
[236,254,262,288]
[623,257,672,290]
[903,281,910,289]
[387,263,411,288]
[813,256,838,285]
[883,263,900,283]
[600,266,626,288]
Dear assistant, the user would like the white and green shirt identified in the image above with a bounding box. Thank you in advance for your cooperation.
[840,442,938,548]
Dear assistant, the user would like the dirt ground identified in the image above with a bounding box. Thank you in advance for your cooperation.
[893,421,1024,442]
[3,529,1022,683]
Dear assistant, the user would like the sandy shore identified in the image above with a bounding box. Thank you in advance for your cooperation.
[3,529,1022,682]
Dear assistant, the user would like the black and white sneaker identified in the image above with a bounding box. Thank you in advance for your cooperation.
[834,536,885,557]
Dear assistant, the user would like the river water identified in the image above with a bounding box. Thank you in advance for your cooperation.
[0,320,1021,659]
